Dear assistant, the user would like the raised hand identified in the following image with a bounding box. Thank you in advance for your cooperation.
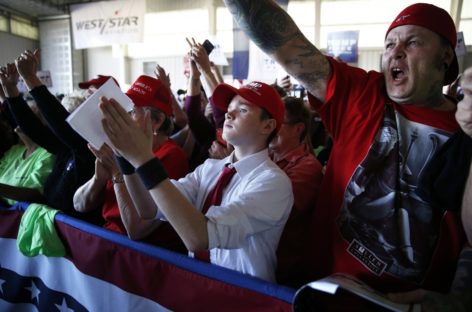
[186,37,212,74]
[15,49,39,80]
[278,75,293,92]
[456,67,472,138]
[15,49,42,90]
[184,38,201,80]
[154,65,171,90]
[100,97,154,167]
[0,69,6,102]
[0,63,20,98]
[186,37,220,94]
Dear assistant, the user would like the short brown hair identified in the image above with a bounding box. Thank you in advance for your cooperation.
[283,96,312,143]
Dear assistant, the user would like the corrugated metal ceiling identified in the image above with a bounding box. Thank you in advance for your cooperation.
[0,0,107,19]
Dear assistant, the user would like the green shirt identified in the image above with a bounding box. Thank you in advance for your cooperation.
[0,144,55,205]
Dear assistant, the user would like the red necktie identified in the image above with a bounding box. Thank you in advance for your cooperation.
[195,164,237,262]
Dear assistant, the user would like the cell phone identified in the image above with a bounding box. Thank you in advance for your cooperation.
[291,84,306,99]
[202,39,215,55]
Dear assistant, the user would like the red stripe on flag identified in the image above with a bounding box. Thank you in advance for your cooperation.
[55,218,292,311]
[0,210,22,238]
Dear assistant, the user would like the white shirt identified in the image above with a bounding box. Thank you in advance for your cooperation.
[171,149,293,282]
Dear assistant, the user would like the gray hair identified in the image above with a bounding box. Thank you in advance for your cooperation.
[61,89,88,113]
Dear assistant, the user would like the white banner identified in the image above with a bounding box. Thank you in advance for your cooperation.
[456,31,467,57]
[247,41,287,84]
[208,37,229,66]
[70,0,145,50]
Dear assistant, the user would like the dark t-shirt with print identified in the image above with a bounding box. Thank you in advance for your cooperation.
[307,57,464,293]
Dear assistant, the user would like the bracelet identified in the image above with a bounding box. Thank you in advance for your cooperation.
[136,157,168,190]
[112,173,124,184]
[115,156,134,175]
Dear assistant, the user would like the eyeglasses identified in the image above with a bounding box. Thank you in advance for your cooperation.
[129,106,159,116]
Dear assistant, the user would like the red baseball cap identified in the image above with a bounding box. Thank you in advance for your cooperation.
[212,81,285,132]
[78,75,119,89]
[386,3,458,85]
[126,75,172,116]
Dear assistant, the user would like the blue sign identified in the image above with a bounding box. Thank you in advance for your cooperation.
[327,30,360,63]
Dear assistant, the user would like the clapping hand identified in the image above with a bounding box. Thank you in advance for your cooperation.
[88,143,119,182]
[100,97,154,168]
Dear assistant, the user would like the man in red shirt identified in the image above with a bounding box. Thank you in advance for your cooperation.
[270,96,323,288]
[224,0,466,307]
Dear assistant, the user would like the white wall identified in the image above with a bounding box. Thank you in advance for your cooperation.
[358,48,383,72]
[39,18,77,95]
[0,32,38,67]
[84,47,122,89]
[136,55,187,90]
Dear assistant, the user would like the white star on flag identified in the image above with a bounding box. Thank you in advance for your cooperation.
[55,298,74,312]
[26,280,41,302]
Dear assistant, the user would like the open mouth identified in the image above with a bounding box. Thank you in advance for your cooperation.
[391,67,405,80]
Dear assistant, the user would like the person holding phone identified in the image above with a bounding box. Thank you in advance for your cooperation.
[183,38,231,168]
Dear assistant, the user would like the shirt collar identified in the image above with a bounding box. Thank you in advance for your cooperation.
[275,143,310,164]
[225,149,269,178]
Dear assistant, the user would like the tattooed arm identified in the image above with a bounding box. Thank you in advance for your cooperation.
[224,0,330,102]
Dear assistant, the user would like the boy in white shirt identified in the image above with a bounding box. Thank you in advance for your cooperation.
[99,81,293,282]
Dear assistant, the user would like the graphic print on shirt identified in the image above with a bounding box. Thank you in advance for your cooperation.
[337,104,451,282]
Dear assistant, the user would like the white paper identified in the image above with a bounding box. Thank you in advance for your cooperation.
[247,41,285,84]
[208,37,229,66]
[304,274,417,312]
[307,280,339,294]
[66,78,134,149]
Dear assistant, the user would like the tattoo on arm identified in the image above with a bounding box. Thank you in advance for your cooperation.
[226,0,301,52]
[225,0,330,100]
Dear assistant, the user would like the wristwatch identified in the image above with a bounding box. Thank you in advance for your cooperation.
[112,173,124,184]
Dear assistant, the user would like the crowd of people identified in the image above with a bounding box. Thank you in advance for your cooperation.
[0,1,471,310]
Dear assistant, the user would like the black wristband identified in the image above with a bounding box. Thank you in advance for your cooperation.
[136,157,168,190]
[116,156,135,175]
